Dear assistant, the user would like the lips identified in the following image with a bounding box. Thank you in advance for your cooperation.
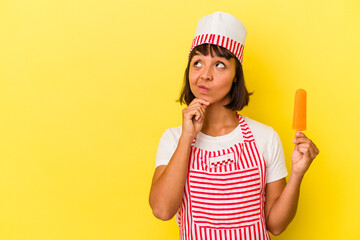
[199,85,209,91]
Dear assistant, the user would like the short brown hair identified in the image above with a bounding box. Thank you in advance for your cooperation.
[177,44,252,111]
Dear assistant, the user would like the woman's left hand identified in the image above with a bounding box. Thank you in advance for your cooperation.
[291,131,320,177]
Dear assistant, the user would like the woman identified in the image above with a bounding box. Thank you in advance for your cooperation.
[149,12,319,239]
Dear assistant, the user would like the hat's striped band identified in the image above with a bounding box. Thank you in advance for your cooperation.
[188,33,245,65]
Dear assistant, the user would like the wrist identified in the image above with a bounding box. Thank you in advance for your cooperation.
[179,134,195,145]
[290,169,305,181]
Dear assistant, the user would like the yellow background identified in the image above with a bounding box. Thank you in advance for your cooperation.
[1,0,359,239]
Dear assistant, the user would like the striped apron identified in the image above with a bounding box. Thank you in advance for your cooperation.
[177,113,270,240]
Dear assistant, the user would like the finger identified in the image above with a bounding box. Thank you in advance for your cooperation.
[183,107,199,120]
[189,98,210,107]
[293,137,312,144]
[195,108,203,121]
[293,137,319,156]
[315,146,320,155]
[296,142,317,160]
[295,131,306,138]
[191,108,203,121]
[193,109,200,121]
[293,141,299,151]
[183,101,208,123]
[199,104,206,117]
[187,101,207,112]
[194,102,208,111]
[196,105,207,121]
[298,146,312,160]
[293,137,309,150]
[294,133,318,154]
[185,105,205,118]
[308,141,319,156]
[311,142,320,155]
[295,131,304,139]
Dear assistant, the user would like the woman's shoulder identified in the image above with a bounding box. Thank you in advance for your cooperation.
[161,126,183,141]
[240,115,281,148]
[241,116,276,135]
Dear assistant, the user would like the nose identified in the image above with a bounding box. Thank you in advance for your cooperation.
[200,65,213,81]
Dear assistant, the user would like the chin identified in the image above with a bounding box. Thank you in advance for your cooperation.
[202,97,210,102]
[196,96,211,103]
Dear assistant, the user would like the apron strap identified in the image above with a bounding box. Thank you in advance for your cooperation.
[236,112,255,143]
[191,137,196,147]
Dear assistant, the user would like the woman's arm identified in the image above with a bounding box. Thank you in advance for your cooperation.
[149,98,209,221]
[264,131,319,235]
[264,176,302,235]
[149,135,193,221]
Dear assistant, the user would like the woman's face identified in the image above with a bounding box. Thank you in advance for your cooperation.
[189,50,236,105]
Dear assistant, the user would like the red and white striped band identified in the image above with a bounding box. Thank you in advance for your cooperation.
[189,33,245,65]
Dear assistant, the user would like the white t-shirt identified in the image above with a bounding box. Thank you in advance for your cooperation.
[155,116,288,183]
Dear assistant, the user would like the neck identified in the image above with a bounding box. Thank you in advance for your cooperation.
[201,103,239,135]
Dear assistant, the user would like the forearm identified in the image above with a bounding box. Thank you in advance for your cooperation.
[149,135,193,220]
[266,172,304,235]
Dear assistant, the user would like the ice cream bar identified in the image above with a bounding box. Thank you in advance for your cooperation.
[292,89,307,131]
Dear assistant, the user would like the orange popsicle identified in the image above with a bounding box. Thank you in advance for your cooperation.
[292,89,307,131]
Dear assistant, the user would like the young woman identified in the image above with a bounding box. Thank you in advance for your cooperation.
[149,12,319,240]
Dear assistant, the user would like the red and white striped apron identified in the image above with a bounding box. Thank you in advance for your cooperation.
[177,113,270,240]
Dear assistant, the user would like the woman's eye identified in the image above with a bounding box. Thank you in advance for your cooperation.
[216,62,226,68]
[194,61,202,67]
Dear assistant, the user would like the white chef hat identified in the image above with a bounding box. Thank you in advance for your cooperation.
[189,11,247,65]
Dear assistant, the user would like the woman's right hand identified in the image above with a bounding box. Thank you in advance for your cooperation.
[181,98,209,139]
